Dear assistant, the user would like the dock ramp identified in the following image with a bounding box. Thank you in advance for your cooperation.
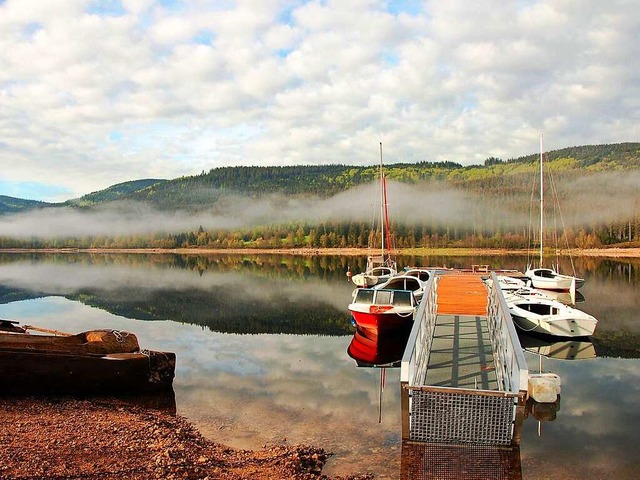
[400,271,529,446]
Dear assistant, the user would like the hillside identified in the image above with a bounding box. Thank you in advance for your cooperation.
[94,142,640,209]
[0,195,53,215]
[3,143,639,213]
[66,178,166,207]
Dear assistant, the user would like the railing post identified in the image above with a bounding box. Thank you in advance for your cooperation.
[401,383,410,440]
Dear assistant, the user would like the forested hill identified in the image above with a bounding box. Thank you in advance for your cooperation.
[0,195,52,214]
[2,142,639,214]
[68,141,640,210]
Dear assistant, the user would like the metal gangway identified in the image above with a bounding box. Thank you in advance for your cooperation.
[400,271,529,446]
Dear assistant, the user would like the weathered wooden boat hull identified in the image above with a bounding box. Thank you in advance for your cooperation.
[0,329,140,355]
[0,348,176,395]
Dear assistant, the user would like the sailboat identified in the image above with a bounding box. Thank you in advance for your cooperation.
[525,134,585,292]
[351,143,397,287]
[504,289,598,337]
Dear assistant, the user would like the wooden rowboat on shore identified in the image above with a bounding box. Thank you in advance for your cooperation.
[0,320,175,395]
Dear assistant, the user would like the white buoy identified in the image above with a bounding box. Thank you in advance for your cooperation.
[528,373,561,403]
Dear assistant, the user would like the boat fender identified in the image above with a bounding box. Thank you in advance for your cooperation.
[528,373,561,403]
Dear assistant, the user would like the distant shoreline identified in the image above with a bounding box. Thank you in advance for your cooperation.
[1,247,640,258]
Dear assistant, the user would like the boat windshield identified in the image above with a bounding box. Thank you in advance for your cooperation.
[353,289,413,306]
[392,290,413,306]
[353,289,375,304]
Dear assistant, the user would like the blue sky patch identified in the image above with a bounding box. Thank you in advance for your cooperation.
[386,0,423,16]
[87,0,126,17]
[0,180,71,203]
[192,29,215,46]
[22,22,42,39]
[109,130,124,143]
[159,0,185,13]
[381,48,400,66]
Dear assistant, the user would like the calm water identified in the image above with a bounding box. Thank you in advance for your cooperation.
[0,253,638,479]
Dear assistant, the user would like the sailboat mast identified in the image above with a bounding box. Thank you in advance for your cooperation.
[379,142,385,256]
[539,133,544,267]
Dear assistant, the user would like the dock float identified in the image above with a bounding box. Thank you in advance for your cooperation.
[400,271,529,478]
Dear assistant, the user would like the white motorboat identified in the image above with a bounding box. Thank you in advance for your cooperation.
[489,274,580,305]
[504,291,597,337]
[351,258,397,287]
[403,268,431,282]
[373,274,426,302]
[492,274,530,291]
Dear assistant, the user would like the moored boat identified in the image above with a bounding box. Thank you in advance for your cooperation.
[347,288,416,334]
[504,292,597,338]
[525,134,585,292]
[0,320,175,394]
[524,267,584,291]
[373,273,427,302]
[351,143,398,287]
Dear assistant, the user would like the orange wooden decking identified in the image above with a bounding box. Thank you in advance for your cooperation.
[436,274,488,316]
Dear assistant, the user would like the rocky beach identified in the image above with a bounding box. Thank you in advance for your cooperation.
[0,396,372,480]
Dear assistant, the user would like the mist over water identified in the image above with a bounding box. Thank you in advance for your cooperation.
[1,171,638,239]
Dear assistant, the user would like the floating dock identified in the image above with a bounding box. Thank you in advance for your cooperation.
[401,271,529,447]
[399,271,529,478]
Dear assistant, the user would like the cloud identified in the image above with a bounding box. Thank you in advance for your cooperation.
[0,0,638,201]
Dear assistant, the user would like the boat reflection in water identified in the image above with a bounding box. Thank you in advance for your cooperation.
[347,322,412,424]
[347,322,412,368]
[519,333,596,360]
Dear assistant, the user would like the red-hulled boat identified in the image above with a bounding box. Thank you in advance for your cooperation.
[347,288,416,334]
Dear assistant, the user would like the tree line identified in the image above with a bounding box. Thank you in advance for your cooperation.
[1,217,637,250]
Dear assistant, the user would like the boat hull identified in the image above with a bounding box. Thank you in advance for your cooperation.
[510,313,597,338]
[348,306,414,334]
[0,348,176,395]
[526,268,585,291]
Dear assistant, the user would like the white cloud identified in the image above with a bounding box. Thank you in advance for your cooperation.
[0,0,638,201]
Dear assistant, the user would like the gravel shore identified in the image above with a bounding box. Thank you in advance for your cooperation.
[0,396,372,480]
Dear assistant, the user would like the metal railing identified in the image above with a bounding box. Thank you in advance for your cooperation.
[486,271,529,394]
[400,273,438,386]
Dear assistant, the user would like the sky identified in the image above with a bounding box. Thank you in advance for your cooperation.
[1,0,639,202]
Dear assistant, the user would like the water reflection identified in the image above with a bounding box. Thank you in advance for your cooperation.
[401,442,522,480]
[0,253,355,335]
[519,334,597,360]
[347,323,412,368]
[0,253,639,479]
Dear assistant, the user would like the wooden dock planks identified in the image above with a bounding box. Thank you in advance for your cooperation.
[422,274,497,389]
[436,274,488,316]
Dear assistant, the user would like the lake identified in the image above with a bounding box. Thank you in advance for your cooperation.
[0,252,638,479]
